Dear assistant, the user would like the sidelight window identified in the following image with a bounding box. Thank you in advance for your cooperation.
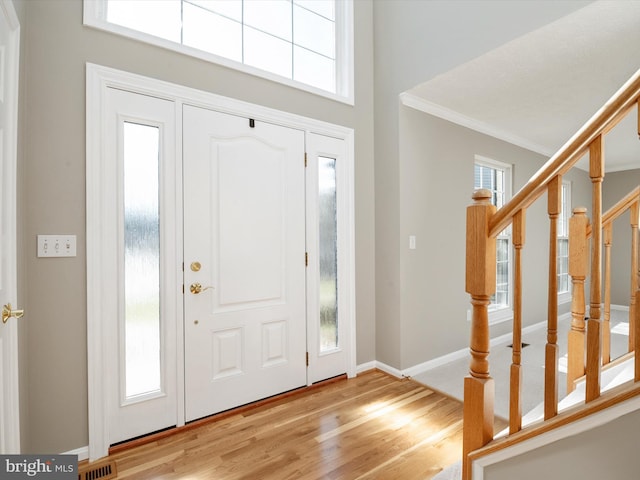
[319,156,338,351]
[123,121,162,399]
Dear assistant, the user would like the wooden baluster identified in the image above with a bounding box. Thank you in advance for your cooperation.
[636,98,640,381]
[629,203,638,352]
[636,271,640,382]
[567,207,588,393]
[602,224,612,365]
[545,175,561,420]
[510,209,525,434]
[586,135,604,402]
[636,284,640,382]
[463,189,496,480]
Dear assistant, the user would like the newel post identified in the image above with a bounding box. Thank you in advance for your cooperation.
[462,189,496,480]
[567,207,589,393]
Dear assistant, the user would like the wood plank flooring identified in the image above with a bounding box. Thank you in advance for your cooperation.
[81,370,495,479]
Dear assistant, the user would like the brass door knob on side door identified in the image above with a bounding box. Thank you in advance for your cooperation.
[2,303,24,324]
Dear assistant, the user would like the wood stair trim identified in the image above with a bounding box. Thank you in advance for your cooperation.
[586,186,640,237]
[468,380,640,464]
[572,351,635,389]
[488,68,640,238]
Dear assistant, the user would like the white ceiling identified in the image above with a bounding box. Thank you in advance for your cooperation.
[406,0,640,172]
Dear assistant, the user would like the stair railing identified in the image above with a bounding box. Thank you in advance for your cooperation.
[567,187,640,393]
[463,68,640,480]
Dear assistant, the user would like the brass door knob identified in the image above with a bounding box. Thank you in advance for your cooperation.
[189,283,214,295]
[2,303,24,324]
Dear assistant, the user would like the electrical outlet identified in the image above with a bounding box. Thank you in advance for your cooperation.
[37,235,77,258]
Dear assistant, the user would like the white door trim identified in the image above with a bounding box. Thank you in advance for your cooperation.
[86,63,356,461]
[0,0,21,454]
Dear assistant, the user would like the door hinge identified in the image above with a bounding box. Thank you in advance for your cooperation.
[182,284,184,294]
[305,252,308,267]
[304,152,307,167]
[306,352,309,366]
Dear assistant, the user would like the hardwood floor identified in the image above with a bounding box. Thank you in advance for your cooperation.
[82,370,485,479]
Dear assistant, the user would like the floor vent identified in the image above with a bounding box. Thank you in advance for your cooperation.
[78,461,117,480]
[507,342,530,349]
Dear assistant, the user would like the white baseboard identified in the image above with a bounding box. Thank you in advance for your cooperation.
[359,313,573,381]
[356,360,377,374]
[356,360,403,378]
[402,347,469,378]
[403,314,569,380]
[611,304,629,312]
[63,445,89,461]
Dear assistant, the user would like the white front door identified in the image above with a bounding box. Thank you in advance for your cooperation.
[183,105,307,421]
[89,66,356,457]
[0,0,21,454]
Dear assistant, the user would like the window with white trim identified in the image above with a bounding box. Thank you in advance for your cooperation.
[83,0,353,102]
[557,181,571,303]
[474,156,513,322]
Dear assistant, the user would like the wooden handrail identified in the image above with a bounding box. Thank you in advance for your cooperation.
[586,186,640,237]
[463,66,640,480]
[488,69,640,238]
[468,381,640,465]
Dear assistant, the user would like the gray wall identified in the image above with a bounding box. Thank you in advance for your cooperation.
[372,0,593,369]
[397,108,591,368]
[17,0,375,453]
[603,169,640,307]
[484,404,640,480]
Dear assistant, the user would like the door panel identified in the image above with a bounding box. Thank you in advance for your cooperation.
[217,141,284,307]
[183,106,306,422]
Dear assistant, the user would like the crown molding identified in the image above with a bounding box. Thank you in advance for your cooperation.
[399,92,555,158]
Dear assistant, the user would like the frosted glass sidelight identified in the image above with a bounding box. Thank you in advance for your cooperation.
[123,122,161,399]
[319,157,338,351]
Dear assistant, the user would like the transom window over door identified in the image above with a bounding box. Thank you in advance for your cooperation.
[83,0,354,102]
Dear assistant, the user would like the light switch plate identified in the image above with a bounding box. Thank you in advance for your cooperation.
[37,235,77,258]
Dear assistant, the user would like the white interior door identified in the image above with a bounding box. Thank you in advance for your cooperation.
[0,0,21,454]
[183,106,306,421]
